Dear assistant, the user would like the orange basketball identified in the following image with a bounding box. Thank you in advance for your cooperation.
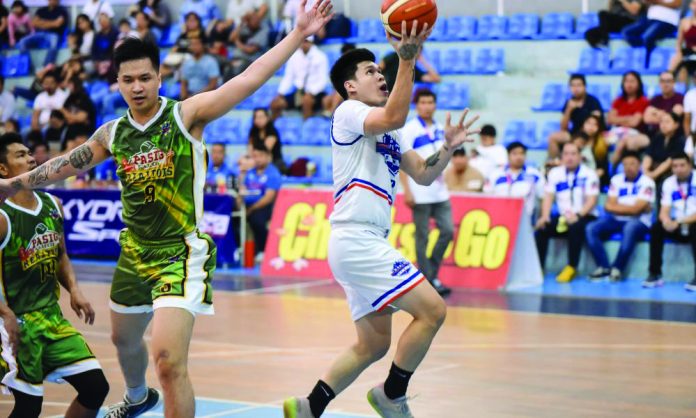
[380,0,438,39]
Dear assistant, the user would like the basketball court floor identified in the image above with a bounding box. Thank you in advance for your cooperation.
[2,263,695,418]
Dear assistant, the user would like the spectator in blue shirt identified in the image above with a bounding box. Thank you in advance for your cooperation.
[242,142,282,260]
[179,0,220,29]
[206,143,234,187]
[180,36,220,99]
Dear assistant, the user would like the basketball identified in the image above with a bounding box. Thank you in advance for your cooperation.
[380,0,438,39]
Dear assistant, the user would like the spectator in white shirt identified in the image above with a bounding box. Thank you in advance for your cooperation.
[225,0,267,27]
[535,141,600,283]
[0,76,16,124]
[644,151,696,290]
[469,124,507,177]
[485,141,545,219]
[622,0,681,64]
[398,89,452,296]
[82,0,114,23]
[586,151,655,282]
[270,37,329,119]
[31,71,68,131]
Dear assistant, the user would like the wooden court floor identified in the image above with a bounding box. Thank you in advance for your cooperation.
[2,280,696,418]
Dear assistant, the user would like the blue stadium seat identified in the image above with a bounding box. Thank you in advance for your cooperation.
[646,47,672,74]
[301,117,331,145]
[538,120,561,149]
[573,48,610,74]
[275,116,303,145]
[159,81,181,100]
[427,18,447,41]
[159,25,181,47]
[587,83,613,111]
[436,83,469,109]
[350,18,382,43]
[204,117,243,144]
[325,49,341,68]
[475,15,508,40]
[535,12,575,39]
[473,48,504,74]
[503,120,537,147]
[505,13,539,39]
[88,81,110,110]
[1,53,30,77]
[573,12,599,39]
[421,49,441,73]
[444,16,476,40]
[609,47,646,74]
[441,48,472,74]
[532,83,568,112]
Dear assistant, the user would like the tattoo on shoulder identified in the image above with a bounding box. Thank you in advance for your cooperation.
[425,152,440,168]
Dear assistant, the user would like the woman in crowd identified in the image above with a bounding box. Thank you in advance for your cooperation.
[71,14,95,58]
[248,108,286,174]
[609,70,650,165]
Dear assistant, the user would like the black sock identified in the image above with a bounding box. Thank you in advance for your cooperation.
[307,380,335,418]
[383,362,414,400]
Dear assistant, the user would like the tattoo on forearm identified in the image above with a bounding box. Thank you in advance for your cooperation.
[10,179,22,191]
[49,157,68,174]
[399,43,419,60]
[68,145,94,169]
[28,164,49,187]
[424,151,440,168]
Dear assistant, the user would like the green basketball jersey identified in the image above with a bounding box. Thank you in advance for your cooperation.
[110,97,208,240]
[0,192,63,315]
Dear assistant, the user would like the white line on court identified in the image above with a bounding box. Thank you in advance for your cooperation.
[232,278,335,295]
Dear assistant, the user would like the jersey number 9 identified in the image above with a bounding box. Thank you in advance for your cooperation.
[144,185,156,204]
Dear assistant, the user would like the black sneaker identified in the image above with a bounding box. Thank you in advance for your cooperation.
[104,388,162,418]
[642,275,664,289]
[430,278,452,297]
[589,267,610,282]
[685,278,696,292]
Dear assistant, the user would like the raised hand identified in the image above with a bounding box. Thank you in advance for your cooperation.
[296,0,335,38]
[387,20,433,61]
[444,109,481,150]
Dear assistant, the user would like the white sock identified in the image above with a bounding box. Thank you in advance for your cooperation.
[125,385,148,404]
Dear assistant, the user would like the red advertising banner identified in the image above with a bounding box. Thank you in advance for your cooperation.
[261,188,526,290]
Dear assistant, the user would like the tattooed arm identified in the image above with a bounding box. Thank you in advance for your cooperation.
[362,22,431,137]
[401,110,480,186]
[1,121,113,197]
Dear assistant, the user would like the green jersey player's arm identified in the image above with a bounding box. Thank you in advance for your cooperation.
[54,198,96,325]
[0,215,19,353]
[2,121,114,193]
[178,0,334,134]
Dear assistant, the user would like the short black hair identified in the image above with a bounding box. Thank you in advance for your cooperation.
[562,140,581,152]
[30,142,49,152]
[330,48,376,100]
[42,70,58,82]
[671,150,691,162]
[571,131,589,142]
[480,124,496,137]
[412,88,436,104]
[113,36,160,73]
[251,141,270,153]
[340,43,356,54]
[621,150,641,162]
[0,132,24,165]
[452,148,466,157]
[569,73,586,86]
[666,111,682,125]
[506,141,526,153]
[119,18,131,26]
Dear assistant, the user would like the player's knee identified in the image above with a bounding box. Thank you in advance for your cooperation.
[111,329,139,351]
[154,349,187,382]
[355,338,390,362]
[74,370,110,410]
[424,298,447,330]
[9,390,42,418]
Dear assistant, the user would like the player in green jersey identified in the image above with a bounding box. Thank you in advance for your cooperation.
[0,133,109,417]
[0,1,333,417]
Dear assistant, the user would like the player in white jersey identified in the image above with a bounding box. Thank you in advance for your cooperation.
[283,22,479,418]
[484,141,545,219]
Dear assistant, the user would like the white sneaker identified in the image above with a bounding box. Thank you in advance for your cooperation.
[254,252,265,264]
[367,384,414,418]
[282,397,314,418]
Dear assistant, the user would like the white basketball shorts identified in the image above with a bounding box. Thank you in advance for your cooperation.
[328,223,426,321]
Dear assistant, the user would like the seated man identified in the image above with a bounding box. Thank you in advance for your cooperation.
[241,143,282,263]
[444,148,484,192]
[644,151,696,290]
[206,143,234,190]
[180,36,220,100]
[535,141,600,283]
[469,124,508,175]
[485,141,545,220]
[31,72,69,132]
[585,151,655,282]
[270,37,329,120]
[0,133,109,418]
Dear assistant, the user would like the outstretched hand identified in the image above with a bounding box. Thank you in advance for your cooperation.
[444,109,480,151]
[295,0,335,38]
[387,20,432,61]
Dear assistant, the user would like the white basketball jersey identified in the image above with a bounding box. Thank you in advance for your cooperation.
[330,100,412,232]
